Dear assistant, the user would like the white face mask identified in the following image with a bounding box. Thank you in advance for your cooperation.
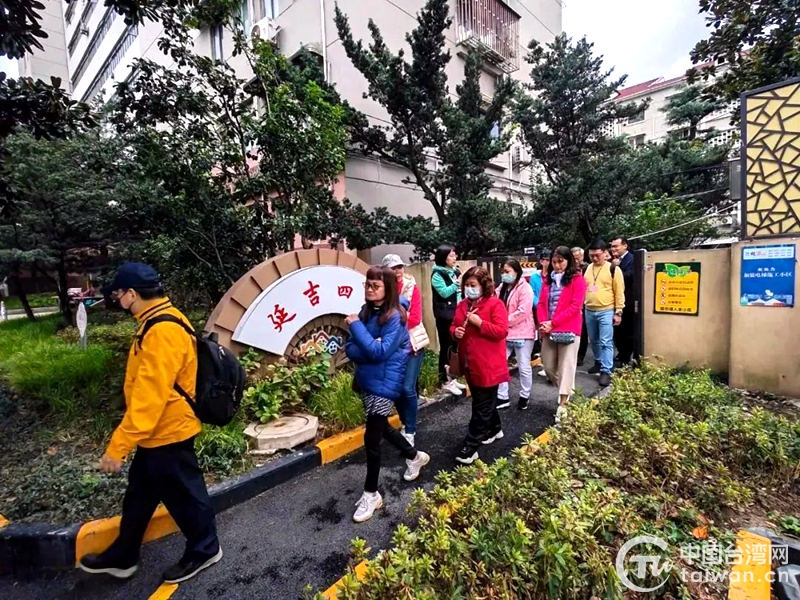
[465,286,482,300]
[501,273,515,284]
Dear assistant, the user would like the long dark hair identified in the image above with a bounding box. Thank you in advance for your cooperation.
[434,244,455,268]
[498,259,523,303]
[547,246,578,287]
[360,265,407,325]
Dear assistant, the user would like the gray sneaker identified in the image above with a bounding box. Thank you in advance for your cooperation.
[403,451,430,481]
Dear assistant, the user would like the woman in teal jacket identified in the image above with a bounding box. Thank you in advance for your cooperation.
[431,245,466,397]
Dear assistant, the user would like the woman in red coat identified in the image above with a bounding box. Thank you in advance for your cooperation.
[450,266,509,465]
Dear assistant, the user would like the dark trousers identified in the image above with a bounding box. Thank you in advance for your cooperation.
[614,308,636,364]
[364,414,417,493]
[578,310,589,362]
[102,438,219,566]
[435,317,454,383]
[463,384,501,451]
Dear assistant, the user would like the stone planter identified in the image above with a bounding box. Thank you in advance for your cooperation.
[244,414,319,454]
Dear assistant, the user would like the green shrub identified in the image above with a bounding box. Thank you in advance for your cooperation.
[195,417,251,475]
[418,350,440,397]
[311,363,800,599]
[307,370,365,433]
[242,355,331,423]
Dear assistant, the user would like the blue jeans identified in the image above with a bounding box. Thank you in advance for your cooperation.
[396,350,424,434]
[585,308,615,374]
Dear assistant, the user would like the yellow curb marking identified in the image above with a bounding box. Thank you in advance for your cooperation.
[316,415,401,464]
[148,583,179,600]
[322,560,368,599]
[535,430,551,445]
[0,513,8,529]
[76,505,178,563]
[727,530,772,600]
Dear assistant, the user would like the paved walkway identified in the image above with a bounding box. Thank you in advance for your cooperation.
[1,363,599,600]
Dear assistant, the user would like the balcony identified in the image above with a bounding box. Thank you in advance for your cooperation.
[455,0,520,74]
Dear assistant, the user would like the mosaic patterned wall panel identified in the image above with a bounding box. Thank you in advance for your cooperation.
[743,79,800,238]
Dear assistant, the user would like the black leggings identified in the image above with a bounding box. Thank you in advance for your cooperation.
[364,413,416,493]
[436,317,454,383]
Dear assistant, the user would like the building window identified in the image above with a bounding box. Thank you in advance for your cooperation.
[455,0,520,74]
[628,134,646,149]
[81,24,138,103]
[65,1,78,24]
[256,0,278,21]
[627,109,645,124]
[239,0,250,31]
[211,24,224,61]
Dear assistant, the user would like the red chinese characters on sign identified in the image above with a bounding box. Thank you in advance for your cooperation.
[338,285,353,299]
[303,281,320,306]
[268,303,296,332]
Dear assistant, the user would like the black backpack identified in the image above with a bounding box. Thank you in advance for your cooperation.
[138,315,246,426]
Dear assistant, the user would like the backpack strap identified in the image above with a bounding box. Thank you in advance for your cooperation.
[136,314,197,405]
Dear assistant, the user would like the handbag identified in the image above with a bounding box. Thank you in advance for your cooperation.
[448,304,479,378]
[408,323,430,352]
[549,331,576,345]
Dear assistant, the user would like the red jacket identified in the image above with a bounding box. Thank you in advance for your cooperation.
[398,276,422,330]
[450,296,510,388]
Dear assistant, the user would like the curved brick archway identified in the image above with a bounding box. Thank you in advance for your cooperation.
[205,249,371,358]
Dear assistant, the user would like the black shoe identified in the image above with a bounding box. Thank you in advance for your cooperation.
[163,548,223,584]
[496,399,511,410]
[455,446,478,465]
[78,554,138,579]
[517,397,529,410]
[599,373,612,388]
[588,361,601,375]
[481,429,504,445]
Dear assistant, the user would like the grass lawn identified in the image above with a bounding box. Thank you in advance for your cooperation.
[2,292,59,311]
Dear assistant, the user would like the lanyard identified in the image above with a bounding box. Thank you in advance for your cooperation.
[590,264,605,284]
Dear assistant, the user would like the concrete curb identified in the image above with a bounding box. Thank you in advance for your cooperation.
[0,392,464,576]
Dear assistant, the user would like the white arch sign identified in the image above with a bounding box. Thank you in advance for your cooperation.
[232,265,366,355]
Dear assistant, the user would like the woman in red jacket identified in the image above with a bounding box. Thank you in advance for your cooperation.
[451,266,509,465]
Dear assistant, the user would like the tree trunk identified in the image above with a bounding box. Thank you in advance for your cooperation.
[9,271,35,321]
[56,258,72,325]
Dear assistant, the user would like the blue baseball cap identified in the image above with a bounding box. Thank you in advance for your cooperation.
[102,263,162,295]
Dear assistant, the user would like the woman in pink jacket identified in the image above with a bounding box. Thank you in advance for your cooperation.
[495,259,535,411]
[537,246,587,422]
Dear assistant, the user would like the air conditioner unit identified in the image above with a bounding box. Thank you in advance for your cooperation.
[251,18,280,46]
[80,27,90,36]
[719,216,735,226]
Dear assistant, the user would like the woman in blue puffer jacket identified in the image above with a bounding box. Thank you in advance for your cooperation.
[345,265,430,523]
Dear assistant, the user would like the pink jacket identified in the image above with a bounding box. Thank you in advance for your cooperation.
[537,275,587,336]
[496,281,535,340]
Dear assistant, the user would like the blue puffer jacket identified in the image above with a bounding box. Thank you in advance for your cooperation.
[346,306,410,400]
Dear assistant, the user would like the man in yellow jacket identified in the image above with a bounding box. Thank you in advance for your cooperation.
[583,241,625,388]
[79,263,222,583]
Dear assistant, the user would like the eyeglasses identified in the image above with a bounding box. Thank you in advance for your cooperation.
[363,282,384,291]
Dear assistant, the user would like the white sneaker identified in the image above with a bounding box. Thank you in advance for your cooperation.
[482,430,504,445]
[403,451,430,481]
[401,429,415,447]
[496,399,510,410]
[353,491,383,523]
[538,369,548,378]
[444,381,463,396]
[555,405,568,424]
[453,381,467,390]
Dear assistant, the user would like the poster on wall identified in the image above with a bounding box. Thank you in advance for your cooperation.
[740,244,796,307]
[654,263,701,316]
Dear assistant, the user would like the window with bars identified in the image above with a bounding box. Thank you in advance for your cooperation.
[455,0,520,74]
[82,24,138,103]
[255,0,279,21]
[65,1,78,24]
[210,24,224,61]
[71,7,115,86]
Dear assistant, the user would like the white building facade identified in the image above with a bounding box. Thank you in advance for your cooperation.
[24,0,562,259]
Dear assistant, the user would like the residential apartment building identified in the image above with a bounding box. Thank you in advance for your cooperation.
[25,0,562,259]
[609,70,742,244]
[609,71,737,148]
[18,0,70,88]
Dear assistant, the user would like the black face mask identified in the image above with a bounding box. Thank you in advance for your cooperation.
[104,290,132,315]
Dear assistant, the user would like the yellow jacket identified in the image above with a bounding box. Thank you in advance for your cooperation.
[584,262,626,312]
[106,298,201,461]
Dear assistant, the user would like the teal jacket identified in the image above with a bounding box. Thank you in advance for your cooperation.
[431,265,461,302]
